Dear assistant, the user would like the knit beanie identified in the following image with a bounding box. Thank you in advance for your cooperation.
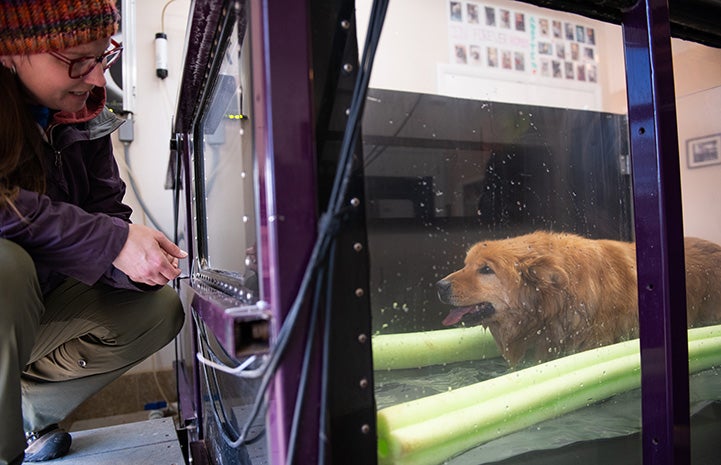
[0,0,119,56]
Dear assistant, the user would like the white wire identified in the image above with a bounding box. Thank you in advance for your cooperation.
[195,352,268,378]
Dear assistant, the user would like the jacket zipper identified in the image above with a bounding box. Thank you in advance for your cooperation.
[46,124,62,168]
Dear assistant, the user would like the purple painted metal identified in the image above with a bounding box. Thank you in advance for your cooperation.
[622,1,690,465]
[190,441,212,465]
[172,0,321,462]
[250,0,320,463]
[188,289,248,353]
[176,130,203,437]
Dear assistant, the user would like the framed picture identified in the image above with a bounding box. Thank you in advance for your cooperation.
[687,134,721,169]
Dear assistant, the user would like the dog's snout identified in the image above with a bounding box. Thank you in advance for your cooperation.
[436,279,452,302]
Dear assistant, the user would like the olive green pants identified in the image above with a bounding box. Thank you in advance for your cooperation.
[0,239,184,464]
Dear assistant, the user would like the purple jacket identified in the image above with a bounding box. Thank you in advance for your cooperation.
[0,88,145,295]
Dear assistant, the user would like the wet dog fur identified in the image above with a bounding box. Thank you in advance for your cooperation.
[436,231,721,366]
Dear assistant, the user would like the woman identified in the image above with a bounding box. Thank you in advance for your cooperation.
[0,1,185,463]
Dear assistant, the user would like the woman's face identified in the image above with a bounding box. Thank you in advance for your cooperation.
[6,37,110,113]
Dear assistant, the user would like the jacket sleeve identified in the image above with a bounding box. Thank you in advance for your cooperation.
[0,188,129,287]
[80,133,162,290]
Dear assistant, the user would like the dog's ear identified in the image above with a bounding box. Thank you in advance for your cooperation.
[516,255,569,320]
[520,255,569,289]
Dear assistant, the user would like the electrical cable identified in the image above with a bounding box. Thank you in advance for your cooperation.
[362,93,423,170]
[160,0,177,33]
[195,312,265,446]
[317,242,337,465]
[285,252,328,465]
[196,351,262,377]
[121,142,173,238]
[193,302,268,444]
[196,313,235,437]
[150,352,173,408]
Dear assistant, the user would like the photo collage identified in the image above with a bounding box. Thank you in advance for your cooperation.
[449,0,599,84]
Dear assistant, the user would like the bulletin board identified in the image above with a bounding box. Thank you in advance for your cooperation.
[440,0,605,110]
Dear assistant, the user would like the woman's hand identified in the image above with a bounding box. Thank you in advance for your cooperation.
[112,223,187,286]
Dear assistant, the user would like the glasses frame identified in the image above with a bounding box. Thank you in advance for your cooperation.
[49,39,123,79]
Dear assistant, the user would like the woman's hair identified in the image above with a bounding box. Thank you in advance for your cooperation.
[0,66,46,209]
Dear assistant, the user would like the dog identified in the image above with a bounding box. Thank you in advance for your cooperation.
[436,231,721,366]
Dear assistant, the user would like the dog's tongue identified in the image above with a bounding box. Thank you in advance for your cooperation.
[442,306,475,326]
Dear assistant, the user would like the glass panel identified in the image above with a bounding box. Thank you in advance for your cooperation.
[674,38,721,465]
[360,1,643,464]
[196,5,258,300]
[191,4,268,464]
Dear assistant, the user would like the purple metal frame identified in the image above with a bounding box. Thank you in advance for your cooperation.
[175,129,203,434]
[173,0,321,462]
[250,1,319,464]
[622,2,690,465]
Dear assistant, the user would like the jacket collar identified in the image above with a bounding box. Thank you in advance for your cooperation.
[51,86,107,125]
[44,86,125,148]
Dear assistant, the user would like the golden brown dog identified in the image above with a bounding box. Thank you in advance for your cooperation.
[436,231,721,366]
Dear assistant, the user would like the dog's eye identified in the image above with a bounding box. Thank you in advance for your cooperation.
[478,265,494,275]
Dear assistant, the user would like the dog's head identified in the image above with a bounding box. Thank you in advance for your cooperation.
[437,235,569,364]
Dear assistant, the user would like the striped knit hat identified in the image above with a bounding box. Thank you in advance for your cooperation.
[0,0,119,56]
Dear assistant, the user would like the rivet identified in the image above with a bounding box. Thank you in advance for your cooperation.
[350,197,360,207]
[345,108,350,116]
[340,19,351,30]
[361,424,370,434]
[358,333,368,344]
[343,63,354,73]
[359,378,369,389]
[78,359,87,368]
[355,288,364,297]
[353,242,363,252]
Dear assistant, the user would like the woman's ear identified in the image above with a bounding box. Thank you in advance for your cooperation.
[1,58,17,74]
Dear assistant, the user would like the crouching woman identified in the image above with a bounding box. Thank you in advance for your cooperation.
[0,1,185,463]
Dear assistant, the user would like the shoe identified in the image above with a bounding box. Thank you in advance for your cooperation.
[24,424,72,462]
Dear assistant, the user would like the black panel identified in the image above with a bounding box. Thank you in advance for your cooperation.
[518,0,721,48]
[310,0,378,463]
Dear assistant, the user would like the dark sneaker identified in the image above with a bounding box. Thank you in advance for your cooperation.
[24,424,72,462]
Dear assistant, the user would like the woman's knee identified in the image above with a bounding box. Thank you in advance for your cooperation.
[138,285,184,343]
[0,238,39,288]
[0,239,43,329]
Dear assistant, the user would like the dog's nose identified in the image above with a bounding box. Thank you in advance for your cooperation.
[436,279,451,302]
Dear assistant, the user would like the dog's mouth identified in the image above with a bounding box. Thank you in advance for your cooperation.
[442,302,496,326]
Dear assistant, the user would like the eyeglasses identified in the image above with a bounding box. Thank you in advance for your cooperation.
[49,39,123,79]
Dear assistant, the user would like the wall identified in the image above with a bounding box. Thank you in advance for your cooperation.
[673,39,721,246]
[357,0,721,245]
[357,0,628,113]
[110,0,191,373]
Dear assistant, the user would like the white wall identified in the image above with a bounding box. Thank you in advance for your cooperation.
[357,0,721,245]
[673,40,721,246]
[110,0,191,373]
[357,0,628,113]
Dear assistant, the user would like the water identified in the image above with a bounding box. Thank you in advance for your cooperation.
[375,361,721,465]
